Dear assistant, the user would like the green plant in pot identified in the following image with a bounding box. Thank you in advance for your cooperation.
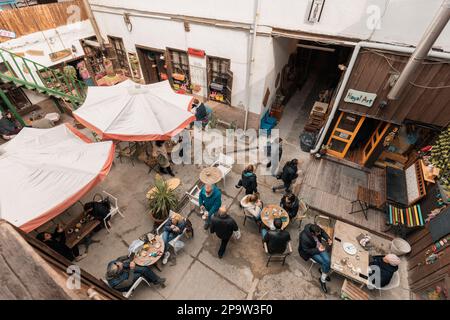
[148,176,178,224]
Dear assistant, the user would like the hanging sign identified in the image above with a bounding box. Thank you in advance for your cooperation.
[344,89,377,107]
[188,48,205,58]
[0,29,16,39]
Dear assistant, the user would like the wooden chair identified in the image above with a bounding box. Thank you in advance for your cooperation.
[341,279,369,300]
[264,241,293,267]
[314,215,334,240]
[295,198,310,229]
[116,142,137,166]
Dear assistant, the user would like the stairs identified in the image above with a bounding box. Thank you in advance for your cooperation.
[0,47,87,110]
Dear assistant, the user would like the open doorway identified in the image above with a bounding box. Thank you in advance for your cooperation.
[273,39,353,146]
[135,46,168,84]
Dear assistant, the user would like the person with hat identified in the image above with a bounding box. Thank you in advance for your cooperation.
[105,256,166,292]
[369,254,400,287]
[199,183,222,230]
[210,206,238,258]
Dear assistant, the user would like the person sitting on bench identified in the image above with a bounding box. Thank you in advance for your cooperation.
[106,256,166,292]
[369,254,400,287]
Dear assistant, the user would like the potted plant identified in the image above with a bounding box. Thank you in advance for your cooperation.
[148,176,178,225]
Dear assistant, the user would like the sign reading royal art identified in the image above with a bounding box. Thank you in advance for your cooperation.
[344,89,377,107]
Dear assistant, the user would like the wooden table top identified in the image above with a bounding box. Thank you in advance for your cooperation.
[133,234,165,266]
[65,212,100,249]
[330,220,370,285]
[146,178,181,199]
[261,204,290,230]
[199,166,222,184]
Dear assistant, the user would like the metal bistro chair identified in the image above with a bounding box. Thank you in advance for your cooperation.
[264,241,293,267]
[185,183,203,215]
[93,191,125,233]
[295,198,310,229]
[367,270,401,297]
[314,214,334,240]
[102,277,152,299]
[116,142,138,166]
[211,153,234,187]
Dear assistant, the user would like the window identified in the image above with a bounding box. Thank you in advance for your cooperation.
[167,48,191,93]
[108,36,131,77]
[207,56,233,105]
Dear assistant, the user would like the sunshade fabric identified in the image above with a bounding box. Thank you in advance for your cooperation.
[0,124,115,232]
[73,80,195,141]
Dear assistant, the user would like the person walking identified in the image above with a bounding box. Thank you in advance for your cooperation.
[152,140,175,176]
[210,206,239,258]
[199,183,222,230]
[272,159,299,193]
[235,164,258,195]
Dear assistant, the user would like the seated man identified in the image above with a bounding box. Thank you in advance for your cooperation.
[36,224,86,262]
[369,254,400,288]
[106,256,166,292]
[262,218,291,254]
[298,223,332,293]
[161,212,187,265]
[0,111,21,139]
[280,192,299,219]
[199,183,222,230]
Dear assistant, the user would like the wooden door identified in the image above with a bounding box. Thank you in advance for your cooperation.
[361,121,391,165]
[326,112,365,158]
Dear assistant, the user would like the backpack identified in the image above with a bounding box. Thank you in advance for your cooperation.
[184,218,194,239]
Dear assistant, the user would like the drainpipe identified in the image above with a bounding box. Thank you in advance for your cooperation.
[244,0,261,131]
[388,1,450,100]
[83,0,105,50]
[310,41,450,154]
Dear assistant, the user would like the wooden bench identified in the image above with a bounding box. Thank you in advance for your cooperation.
[341,279,369,300]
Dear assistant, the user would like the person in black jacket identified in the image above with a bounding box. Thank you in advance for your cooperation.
[262,218,291,254]
[280,192,299,219]
[298,223,332,293]
[369,254,400,288]
[235,164,257,195]
[210,206,238,258]
[36,224,87,262]
[272,159,299,193]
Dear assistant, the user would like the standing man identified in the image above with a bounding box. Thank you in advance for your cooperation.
[199,183,222,230]
[298,223,333,293]
[210,206,238,258]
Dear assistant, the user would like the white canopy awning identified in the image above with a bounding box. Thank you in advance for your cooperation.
[73,80,195,141]
[0,124,115,232]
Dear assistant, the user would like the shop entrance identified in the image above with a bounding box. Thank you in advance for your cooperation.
[273,38,353,146]
[136,46,168,84]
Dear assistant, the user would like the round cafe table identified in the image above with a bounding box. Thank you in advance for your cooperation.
[261,204,290,230]
[133,234,165,266]
[199,166,222,185]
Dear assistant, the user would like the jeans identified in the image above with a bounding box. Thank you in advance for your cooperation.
[161,231,177,253]
[134,266,160,284]
[218,237,230,257]
[312,251,331,274]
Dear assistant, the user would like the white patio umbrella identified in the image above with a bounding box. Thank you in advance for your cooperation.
[73,80,195,141]
[0,124,115,232]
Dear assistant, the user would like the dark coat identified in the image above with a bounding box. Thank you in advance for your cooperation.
[280,162,298,185]
[237,171,257,194]
[298,223,330,261]
[45,229,75,261]
[369,256,399,287]
[263,229,291,254]
[280,196,299,219]
[210,214,238,240]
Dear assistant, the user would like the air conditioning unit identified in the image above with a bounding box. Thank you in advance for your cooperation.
[307,0,325,23]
